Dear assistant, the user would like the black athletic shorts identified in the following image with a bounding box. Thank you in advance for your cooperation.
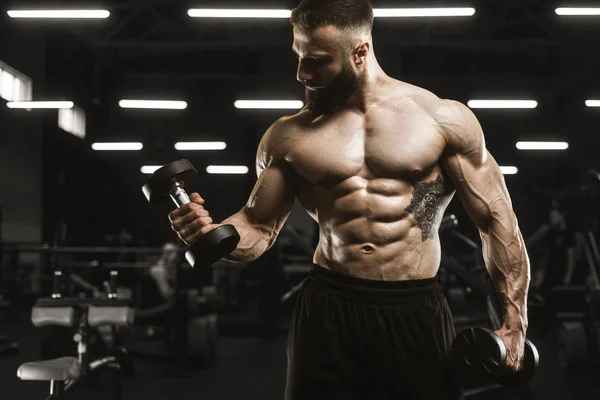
[285,264,463,400]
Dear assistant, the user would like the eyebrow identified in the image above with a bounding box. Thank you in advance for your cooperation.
[292,48,329,59]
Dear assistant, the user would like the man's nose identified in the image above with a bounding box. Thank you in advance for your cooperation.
[296,61,313,83]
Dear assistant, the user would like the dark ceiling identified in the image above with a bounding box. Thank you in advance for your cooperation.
[3,0,600,179]
[1,0,599,244]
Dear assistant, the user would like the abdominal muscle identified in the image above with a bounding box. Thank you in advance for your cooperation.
[310,180,443,281]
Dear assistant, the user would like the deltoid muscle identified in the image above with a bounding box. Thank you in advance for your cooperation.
[404,175,446,242]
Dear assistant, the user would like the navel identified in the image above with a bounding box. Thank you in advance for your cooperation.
[361,245,375,254]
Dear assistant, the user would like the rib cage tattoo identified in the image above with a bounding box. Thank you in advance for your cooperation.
[404,175,446,242]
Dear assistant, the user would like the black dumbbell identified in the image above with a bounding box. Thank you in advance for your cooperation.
[449,327,540,386]
[142,159,241,268]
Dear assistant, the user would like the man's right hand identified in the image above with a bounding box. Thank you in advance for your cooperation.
[169,193,216,246]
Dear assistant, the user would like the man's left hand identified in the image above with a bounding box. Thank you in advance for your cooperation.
[494,327,526,372]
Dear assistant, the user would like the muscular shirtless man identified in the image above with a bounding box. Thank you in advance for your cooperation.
[169,0,530,398]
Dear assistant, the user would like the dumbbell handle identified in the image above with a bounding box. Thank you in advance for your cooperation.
[170,183,191,208]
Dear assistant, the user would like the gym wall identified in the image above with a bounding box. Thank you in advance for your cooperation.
[0,21,46,243]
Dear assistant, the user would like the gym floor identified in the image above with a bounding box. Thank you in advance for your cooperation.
[1,317,599,400]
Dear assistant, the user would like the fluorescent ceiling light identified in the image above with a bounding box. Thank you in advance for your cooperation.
[7,101,74,109]
[175,142,227,151]
[141,166,162,174]
[516,141,569,151]
[234,100,304,109]
[119,100,187,110]
[467,100,538,109]
[188,9,291,18]
[585,100,600,107]
[555,8,600,16]
[500,166,518,175]
[7,9,110,19]
[206,166,249,175]
[374,8,476,17]
[92,142,144,151]
[187,8,476,19]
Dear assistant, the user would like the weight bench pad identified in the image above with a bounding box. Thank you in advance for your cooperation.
[31,307,75,327]
[17,357,81,381]
[88,306,134,327]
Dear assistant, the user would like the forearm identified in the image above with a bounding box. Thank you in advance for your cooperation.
[218,208,275,264]
[480,215,531,333]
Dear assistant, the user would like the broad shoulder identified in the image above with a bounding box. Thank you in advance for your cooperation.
[387,79,485,155]
[256,113,307,170]
[385,80,476,129]
[433,98,485,155]
[381,79,440,112]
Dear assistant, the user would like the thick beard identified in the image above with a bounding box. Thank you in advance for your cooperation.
[305,62,362,116]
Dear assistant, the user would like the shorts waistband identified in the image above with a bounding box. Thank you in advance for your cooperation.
[308,264,440,300]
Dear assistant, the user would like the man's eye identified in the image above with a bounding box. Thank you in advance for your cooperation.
[309,58,327,65]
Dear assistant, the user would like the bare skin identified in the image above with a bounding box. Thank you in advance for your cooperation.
[169,25,530,372]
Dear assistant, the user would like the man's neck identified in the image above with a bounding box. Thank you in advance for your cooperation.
[348,64,388,113]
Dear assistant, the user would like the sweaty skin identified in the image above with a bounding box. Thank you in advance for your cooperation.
[171,25,530,371]
[223,81,529,319]
[270,90,454,282]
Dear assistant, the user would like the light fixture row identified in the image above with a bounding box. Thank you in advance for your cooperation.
[93,141,569,152]
[6,7,600,19]
[6,99,600,110]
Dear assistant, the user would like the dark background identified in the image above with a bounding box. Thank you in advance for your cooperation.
[1,1,600,399]
[1,0,599,247]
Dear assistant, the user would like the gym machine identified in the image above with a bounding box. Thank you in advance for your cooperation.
[16,270,133,400]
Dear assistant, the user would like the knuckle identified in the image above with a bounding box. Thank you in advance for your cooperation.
[183,205,194,214]
[194,209,205,218]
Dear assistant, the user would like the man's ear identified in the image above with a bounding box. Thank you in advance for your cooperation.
[354,42,370,66]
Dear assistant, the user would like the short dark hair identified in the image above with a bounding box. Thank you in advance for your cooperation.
[291,0,374,35]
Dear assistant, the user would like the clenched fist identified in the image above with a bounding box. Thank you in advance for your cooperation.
[495,327,525,372]
[169,193,217,246]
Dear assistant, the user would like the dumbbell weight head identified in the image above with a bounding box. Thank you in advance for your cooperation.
[142,159,197,206]
[142,159,240,268]
[496,339,540,386]
[451,327,540,386]
[186,225,240,269]
[450,327,507,381]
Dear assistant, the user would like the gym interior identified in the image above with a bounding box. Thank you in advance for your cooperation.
[1,1,600,399]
